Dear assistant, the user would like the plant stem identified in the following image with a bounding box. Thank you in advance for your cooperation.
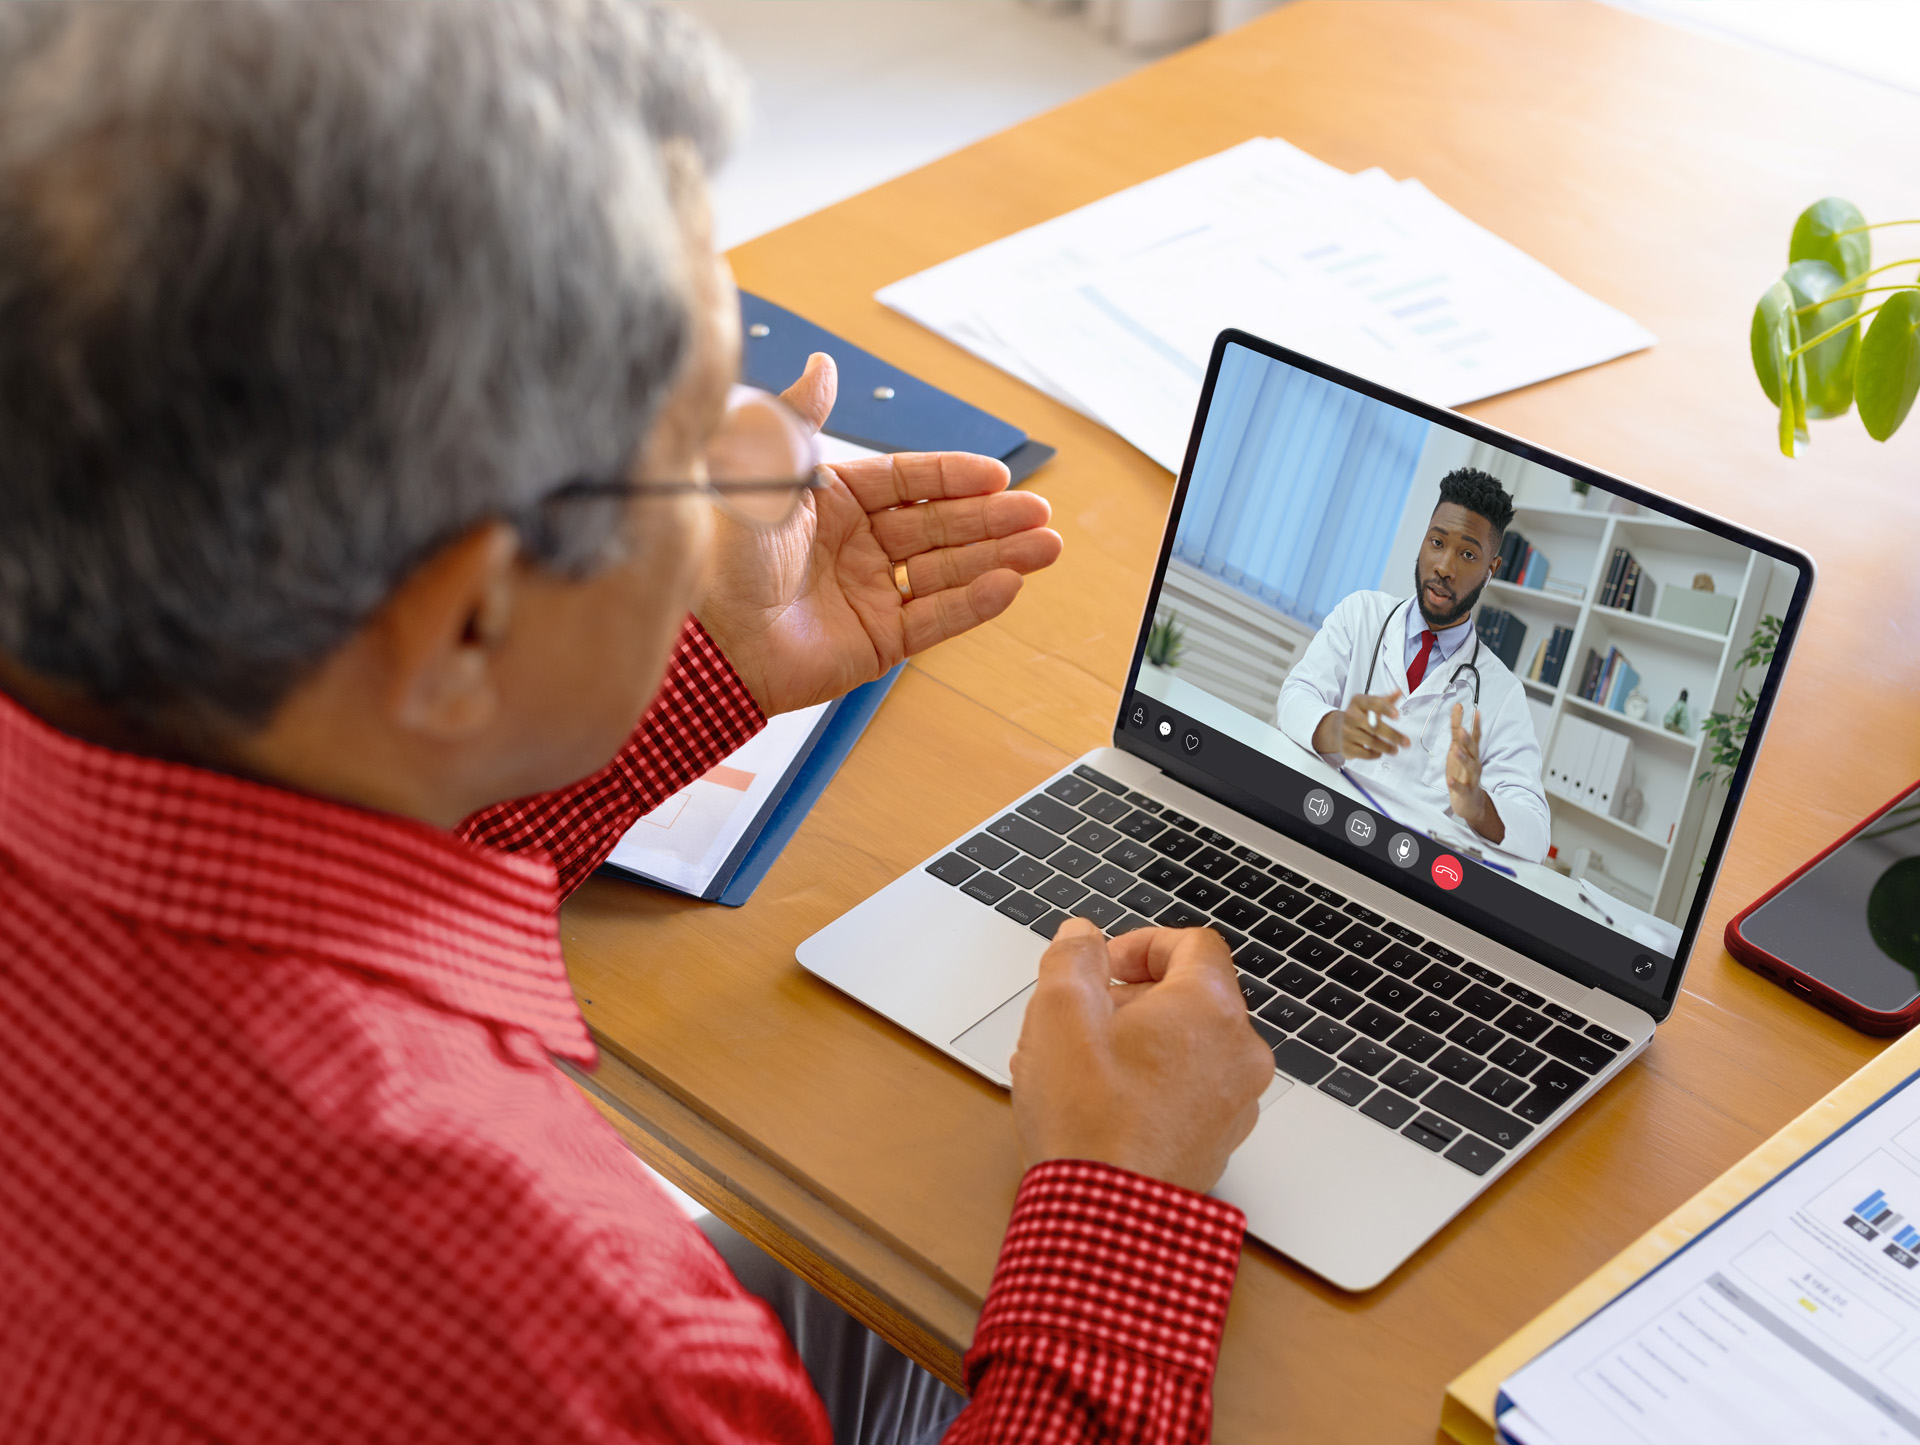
[1826,258,1920,301]
[1833,220,1920,236]
[1791,284,1920,315]
[1788,302,1887,358]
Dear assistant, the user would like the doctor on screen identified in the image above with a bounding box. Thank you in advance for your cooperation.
[1275,468,1551,863]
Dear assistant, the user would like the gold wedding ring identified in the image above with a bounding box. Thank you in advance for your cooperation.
[892,561,913,601]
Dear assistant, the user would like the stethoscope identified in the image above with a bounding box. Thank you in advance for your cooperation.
[1362,598,1483,750]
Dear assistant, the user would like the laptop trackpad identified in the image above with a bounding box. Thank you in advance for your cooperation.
[951,983,1034,1087]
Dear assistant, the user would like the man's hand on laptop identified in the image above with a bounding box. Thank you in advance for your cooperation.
[1010,918,1272,1194]
[697,353,1065,715]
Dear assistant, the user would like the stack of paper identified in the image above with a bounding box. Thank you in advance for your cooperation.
[878,139,1656,472]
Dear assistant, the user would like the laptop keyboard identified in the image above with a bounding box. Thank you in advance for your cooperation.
[924,764,1632,1178]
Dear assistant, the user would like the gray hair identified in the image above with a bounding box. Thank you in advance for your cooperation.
[0,0,745,729]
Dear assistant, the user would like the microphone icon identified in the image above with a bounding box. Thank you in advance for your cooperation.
[1387,831,1419,869]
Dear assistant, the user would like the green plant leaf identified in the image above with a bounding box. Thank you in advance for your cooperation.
[1784,259,1859,418]
[1750,276,1797,406]
[1857,288,1920,441]
[1789,197,1871,283]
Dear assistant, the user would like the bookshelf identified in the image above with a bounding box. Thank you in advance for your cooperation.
[1480,489,1776,925]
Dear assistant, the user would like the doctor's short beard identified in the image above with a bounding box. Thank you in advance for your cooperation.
[1413,561,1488,630]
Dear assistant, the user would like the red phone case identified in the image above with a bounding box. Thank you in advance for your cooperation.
[1726,777,1920,1036]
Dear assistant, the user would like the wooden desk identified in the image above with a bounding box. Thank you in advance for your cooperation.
[564,2,1920,1437]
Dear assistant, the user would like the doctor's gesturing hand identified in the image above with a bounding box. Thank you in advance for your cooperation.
[1446,703,1507,846]
[1312,688,1410,761]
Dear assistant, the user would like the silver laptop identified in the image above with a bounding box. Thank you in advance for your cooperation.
[799,329,1812,1291]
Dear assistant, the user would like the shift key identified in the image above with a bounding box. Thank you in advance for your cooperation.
[1420,1081,1534,1150]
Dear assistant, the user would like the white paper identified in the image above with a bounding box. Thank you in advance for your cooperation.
[1502,1071,1920,1444]
[878,139,1656,471]
[605,702,830,895]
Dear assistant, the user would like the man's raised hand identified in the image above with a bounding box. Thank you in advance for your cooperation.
[1010,919,1272,1195]
[1313,689,1410,761]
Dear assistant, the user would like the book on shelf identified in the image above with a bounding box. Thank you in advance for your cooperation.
[1542,624,1573,687]
[1520,547,1550,589]
[1598,545,1658,614]
[1544,714,1635,818]
[1474,606,1528,672]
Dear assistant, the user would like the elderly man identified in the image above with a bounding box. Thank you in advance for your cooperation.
[0,4,1270,1443]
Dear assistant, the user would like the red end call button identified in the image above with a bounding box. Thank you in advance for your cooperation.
[1430,854,1464,890]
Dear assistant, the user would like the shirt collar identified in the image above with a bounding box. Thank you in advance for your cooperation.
[0,688,592,1062]
[1406,597,1475,662]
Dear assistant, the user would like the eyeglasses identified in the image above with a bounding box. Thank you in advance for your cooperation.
[527,388,830,542]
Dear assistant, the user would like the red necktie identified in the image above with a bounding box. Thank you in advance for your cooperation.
[1406,629,1438,692]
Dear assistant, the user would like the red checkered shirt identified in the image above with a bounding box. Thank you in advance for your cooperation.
[0,618,1246,1442]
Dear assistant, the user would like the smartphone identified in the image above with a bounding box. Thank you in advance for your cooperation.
[1727,781,1920,1034]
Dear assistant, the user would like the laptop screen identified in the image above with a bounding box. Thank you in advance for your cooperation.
[1118,332,1811,1017]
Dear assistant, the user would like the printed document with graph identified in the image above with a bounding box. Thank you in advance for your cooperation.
[1499,1071,1920,1444]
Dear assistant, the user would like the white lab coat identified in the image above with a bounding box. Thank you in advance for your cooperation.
[1274,589,1551,863]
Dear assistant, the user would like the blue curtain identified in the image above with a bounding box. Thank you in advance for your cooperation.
[1174,345,1429,627]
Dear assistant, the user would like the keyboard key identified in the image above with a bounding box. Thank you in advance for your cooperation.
[1122,791,1162,813]
[999,855,1052,890]
[1034,874,1089,909]
[1348,1003,1402,1042]
[1460,962,1503,986]
[1319,1068,1376,1106]
[1326,956,1382,990]
[1288,935,1344,971]
[1495,1004,1551,1042]
[1137,858,1192,891]
[1257,995,1314,1032]
[926,853,980,886]
[1538,1025,1613,1075]
[1336,923,1389,958]
[1067,819,1122,853]
[1111,913,1154,935]
[1386,1024,1444,1063]
[1028,909,1070,939]
[1306,982,1363,1019]
[1118,882,1174,916]
[962,872,1015,905]
[956,833,1018,869]
[1337,1039,1394,1076]
[1366,976,1422,1011]
[1430,1047,1485,1084]
[1211,925,1247,952]
[1234,941,1289,979]
[1403,1120,1452,1153]
[1175,876,1231,910]
[1079,791,1132,825]
[1248,1015,1286,1056]
[1045,774,1098,806]
[1073,764,1126,793]
[990,813,1066,859]
[1263,885,1310,919]
[1512,1061,1589,1122]
[1444,1136,1505,1175]
[1083,864,1134,898]
[1157,902,1213,930]
[1159,809,1199,832]
[1488,1038,1546,1077]
[1223,865,1276,901]
[1188,847,1237,880]
[1017,793,1085,835]
[1421,941,1465,964]
[1274,1038,1338,1085]
[1237,972,1277,1010]
[1457,984,1508,1021]
[1383,922,1424,946]
[1046,844,1101,879]
[995,891,1052,926]
[1410,1110,1462,1143]
[1230,845,1269,866]
[1251,916,1305,952]
[1269,863,1309,887]
[1500,981,1546,1007]
[1585,1023,1631,1051]
[1299,903,1349,939]
[1414,963,1467,999]
[1470,1068,1529,1108]
[1102,839,1156,872]
[1382,1058,1438,1098]
[1306,883,1346,906]
[1195,826,1236,850]
[1376,943,1427,978]
[1149,829,1202,861]
[1543,1004,1588,1028]
[1298,1015,1356,1054]
[1272,961,1322,999]
[1360,1090,1419,1130]
[1211,897,1267,933]
[1405,997,1463,1033]
[1446,1020,1503,1055]
[1421,1081,1534,1149]
[1116,810,1168,841]
[1342,901,1385,926]
[1070,895,1125,929]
